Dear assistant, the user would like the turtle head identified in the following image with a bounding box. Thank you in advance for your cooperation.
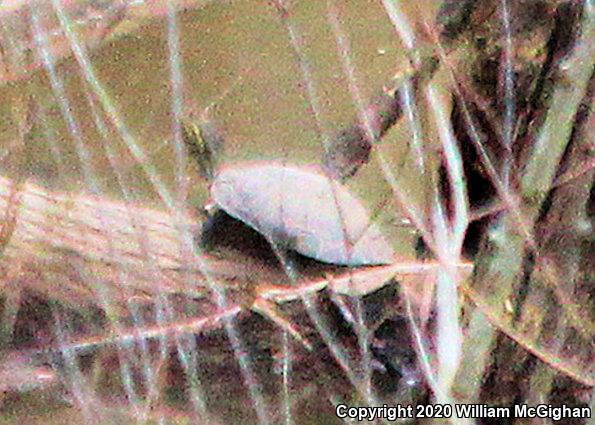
[182,113,224,182]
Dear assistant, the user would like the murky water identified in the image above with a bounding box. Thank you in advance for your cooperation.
[0,1,441,423]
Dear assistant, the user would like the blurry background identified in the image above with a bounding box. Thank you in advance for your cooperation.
[0,0,593,424]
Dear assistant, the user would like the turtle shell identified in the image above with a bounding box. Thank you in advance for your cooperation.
[210,161,394,266]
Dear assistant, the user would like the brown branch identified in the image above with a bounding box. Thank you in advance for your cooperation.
[0,175,267,308]
[0,174,473,316]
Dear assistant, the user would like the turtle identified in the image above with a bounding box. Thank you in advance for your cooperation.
[182,115,395,269]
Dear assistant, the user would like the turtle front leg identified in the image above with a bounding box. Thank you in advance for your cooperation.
[198,206,226,248]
